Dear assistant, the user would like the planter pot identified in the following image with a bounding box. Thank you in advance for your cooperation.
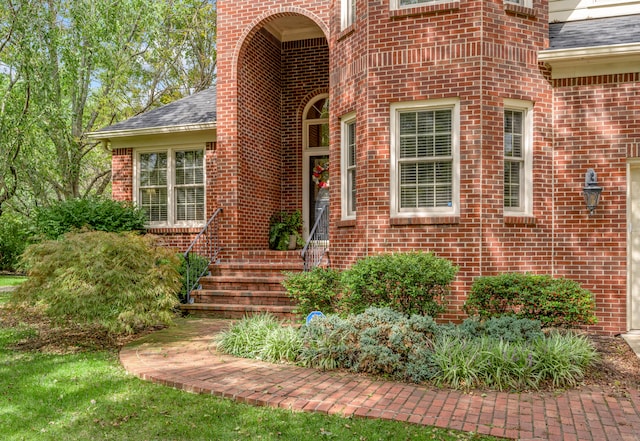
[288,234,298,250]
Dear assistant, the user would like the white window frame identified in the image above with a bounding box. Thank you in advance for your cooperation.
[341,0,355,30]
[134,145,206,228]
[504,0,533,7]
[341,112,357,220]
[390,98,460,218]
[390,0,451,10]
[503,99,533,217]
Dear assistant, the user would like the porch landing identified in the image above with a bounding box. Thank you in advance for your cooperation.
[180,250,303,320]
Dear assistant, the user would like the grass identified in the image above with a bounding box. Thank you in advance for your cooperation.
[0,293,497,441]
[0,275,27,287]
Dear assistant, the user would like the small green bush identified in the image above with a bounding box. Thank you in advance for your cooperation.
[282,267,343,316]
[217,313,301,363]
[0,212,31,272]
[33,197,146,240]
[341,252,458,317]
[464,273,597,327]
[298,314,358,371]
[299,307,440,382]
[12,231,181,334]
[455,316,543,342]
[177,253,210,303]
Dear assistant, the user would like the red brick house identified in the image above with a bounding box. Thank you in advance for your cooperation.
[94,0,640,334]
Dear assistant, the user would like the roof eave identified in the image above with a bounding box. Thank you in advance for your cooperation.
[539,42,640,79]
[88,121,217,141]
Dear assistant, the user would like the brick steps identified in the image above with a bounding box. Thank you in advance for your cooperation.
[180,251,302,320]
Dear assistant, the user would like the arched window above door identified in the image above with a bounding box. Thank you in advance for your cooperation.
[304,94,329,149]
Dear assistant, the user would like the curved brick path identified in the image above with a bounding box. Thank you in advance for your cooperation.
[120,318,640,441]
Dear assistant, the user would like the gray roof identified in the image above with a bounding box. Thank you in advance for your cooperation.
[549,14,640,50]
[97,87,216,133]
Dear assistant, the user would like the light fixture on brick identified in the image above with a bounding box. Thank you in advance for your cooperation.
[583,168,603,216]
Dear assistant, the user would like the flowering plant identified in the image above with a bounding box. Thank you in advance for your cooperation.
[312,161,329,189]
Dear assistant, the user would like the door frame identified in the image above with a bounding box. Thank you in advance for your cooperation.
[627,160,640,331]
[301,93,330,239]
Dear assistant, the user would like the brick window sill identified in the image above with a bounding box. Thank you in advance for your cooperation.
[337,219,356,228]
[390,216,460,226]
[147,227,204,234]
[504,3,537,19]
[337,24,355,42]
[390,1,460,19]
[503,215,536,226]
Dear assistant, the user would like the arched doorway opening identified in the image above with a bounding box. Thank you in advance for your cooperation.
[235,14,329,249]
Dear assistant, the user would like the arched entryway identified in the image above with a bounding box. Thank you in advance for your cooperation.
[235,14,329,249]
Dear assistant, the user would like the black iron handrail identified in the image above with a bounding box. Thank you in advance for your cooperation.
[301,205,329,271]
[183,207,223,304]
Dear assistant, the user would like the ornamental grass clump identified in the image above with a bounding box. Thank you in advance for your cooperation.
[431,330,598,391]
[217,313,302,363]
[12,231,181,335]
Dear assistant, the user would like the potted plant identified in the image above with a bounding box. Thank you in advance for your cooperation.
[269,210,303,250]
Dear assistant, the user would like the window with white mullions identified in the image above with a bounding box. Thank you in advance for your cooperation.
[175,150,205,221]
[341,0,355,29]
[341,114,356,219]
[398,109,453,209]
[391,0,451,9]
[136,148,206,226]
[503,99,533,216]
[504,109,524,209]
[139,152,169,222]
[391,99,459,217]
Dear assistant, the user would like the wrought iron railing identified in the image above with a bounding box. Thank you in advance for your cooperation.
[301,205,329,271]
[183,208,223,304]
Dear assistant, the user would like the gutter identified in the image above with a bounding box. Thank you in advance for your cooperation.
[87,121,217,141]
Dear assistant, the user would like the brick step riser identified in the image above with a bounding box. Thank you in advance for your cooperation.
[199,281,285,292]
[181,305,299,321]
[210,269,295,278]
[191,294,295,307]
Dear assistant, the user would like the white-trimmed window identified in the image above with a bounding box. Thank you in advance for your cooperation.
[136,147,205,226]
[341,0,355,29]
[391,0,449,9]
[390,99,459,217]
[503,99,533,216]
[341,113,356,219]
[504,0,532,7]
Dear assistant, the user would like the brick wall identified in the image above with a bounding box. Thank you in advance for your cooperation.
[111,148,133,201]
[137,0,637,333]
[553,73,640,334]
[237,28,282,249]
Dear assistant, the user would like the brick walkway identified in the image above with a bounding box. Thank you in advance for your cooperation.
[119,318,640,441]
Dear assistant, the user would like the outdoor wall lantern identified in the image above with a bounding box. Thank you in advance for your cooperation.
[582,168,603,215]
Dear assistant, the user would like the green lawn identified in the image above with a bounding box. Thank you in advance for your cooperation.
[0,275,26,286]
[0,293,498,441]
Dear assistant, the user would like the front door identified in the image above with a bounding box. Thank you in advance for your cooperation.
[629,164,640,330]
[309,155,329,234]
[302,94,329,239]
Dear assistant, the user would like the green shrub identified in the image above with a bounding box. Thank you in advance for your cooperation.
[455,316,543,342]
[12,231,181,334]
[464,273,597,327]
[341,252,457,316]
[0,212,31,272]
[282,267,343,316]
[33,197,146,240]
[217,313,302,363]
[177,253,210,303]
[298,314,358,371]
[299,307,440,382]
